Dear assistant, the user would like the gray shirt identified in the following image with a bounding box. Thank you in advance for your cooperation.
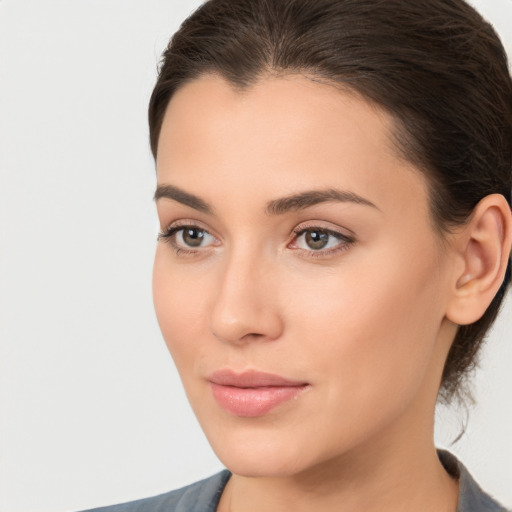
[82,451,509,512]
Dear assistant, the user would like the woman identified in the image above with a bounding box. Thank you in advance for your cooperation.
[85,0,512,510]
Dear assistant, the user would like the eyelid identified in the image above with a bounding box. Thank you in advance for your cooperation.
[292,219,356,238]
[293,221,356,241]
[159,219,217,237]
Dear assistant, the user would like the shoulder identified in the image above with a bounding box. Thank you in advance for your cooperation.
[79,470,231,512]
[438,450,510,512]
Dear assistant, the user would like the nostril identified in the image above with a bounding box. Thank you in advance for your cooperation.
[211,330,265,344]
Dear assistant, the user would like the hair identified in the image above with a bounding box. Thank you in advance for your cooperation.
[148,0,512,403]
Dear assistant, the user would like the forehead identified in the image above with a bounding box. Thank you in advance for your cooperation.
[156,74,430,221]
[158,73,398,166]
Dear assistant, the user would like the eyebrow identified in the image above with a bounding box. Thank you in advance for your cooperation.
[154,184,379,215]
[154,184,213,214]
[265,188,379,215]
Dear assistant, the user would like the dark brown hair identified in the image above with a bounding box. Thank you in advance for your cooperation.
[148,0,512,402]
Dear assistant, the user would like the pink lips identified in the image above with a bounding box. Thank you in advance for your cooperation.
[208,369,309,417]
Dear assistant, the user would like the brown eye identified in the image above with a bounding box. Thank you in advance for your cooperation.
[304,230,329,250]
[291,226,354,257]
[182,227,207,247]
[158,224,216,251]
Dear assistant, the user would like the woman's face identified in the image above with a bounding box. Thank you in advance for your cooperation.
[153,75,457,477]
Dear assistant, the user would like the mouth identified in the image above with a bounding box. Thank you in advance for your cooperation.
[207,369,310,417]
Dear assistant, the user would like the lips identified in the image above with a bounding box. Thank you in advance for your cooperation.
[208,369,309,417]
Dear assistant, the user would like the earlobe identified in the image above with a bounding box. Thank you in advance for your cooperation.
[446,194,512,326]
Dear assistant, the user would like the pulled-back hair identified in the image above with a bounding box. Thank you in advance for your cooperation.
[148,0,512,402]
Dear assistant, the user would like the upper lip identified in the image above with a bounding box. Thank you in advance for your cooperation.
[208,369,308,388]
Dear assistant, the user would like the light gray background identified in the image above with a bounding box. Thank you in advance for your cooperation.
[0,1,510,511]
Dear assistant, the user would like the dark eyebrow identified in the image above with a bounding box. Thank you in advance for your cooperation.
[154,184,213,214]
[265,188,379,215]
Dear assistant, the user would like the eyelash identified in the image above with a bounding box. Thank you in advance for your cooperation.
[157,222,356,259]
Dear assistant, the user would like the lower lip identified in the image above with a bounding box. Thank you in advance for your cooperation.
[210,383,308,417]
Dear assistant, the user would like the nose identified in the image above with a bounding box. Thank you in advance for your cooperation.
[208,250,284,345]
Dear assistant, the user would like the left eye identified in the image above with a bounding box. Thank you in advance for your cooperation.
[293,228,346,251]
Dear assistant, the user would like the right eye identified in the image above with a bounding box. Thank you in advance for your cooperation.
[158,225,217,253]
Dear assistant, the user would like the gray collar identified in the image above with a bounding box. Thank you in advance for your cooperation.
[438,450,509,512]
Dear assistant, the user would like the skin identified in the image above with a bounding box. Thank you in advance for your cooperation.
[152,74,466,512]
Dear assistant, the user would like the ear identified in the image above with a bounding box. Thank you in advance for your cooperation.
[446,194,512,326]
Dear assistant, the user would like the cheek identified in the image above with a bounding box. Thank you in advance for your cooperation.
[152,248,209,367]
[284,243,446,404]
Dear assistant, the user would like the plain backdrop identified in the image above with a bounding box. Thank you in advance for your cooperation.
[0,1,511,511]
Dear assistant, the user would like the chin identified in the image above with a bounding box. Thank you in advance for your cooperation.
[203,424,325,478]
[218,451,310,478]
